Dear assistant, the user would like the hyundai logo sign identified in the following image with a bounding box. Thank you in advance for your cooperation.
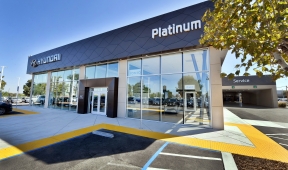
[31,54,61,68]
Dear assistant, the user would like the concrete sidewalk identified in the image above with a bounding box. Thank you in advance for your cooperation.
[0,106,252,149]
[0,106,288,163]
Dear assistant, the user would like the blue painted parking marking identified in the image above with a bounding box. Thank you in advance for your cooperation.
[142,142,169,170]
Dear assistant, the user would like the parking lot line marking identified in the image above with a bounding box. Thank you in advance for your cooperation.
[221,152,238,170]
[147,168,171,170]
[269,136,288,141]
[279,143,288,147]
[142,142,169,170]
[159,152,222,161]
[266,134,288,136]
[107,162,139,169]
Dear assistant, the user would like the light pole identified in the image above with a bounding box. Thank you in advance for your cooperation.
[0,66,6,91]
[16,77,20,108]
[286,86,288,99]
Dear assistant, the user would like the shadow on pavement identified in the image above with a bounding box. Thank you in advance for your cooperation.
[0,130,161,169]
[0,111,25,117]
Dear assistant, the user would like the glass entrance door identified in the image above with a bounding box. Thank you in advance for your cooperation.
[91,88,107,115]
[184,92,196,112]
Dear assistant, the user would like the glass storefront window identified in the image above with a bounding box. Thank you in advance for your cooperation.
[128,60,141,76]
[48,68,79,111]
[86,66,95,79]
[161,53,182,74]
[162,74,183,123]
[142,75,161,121]
[182,72,210,125]
[127,77,141,119]
[57,71,64,82]
[85,63,118,79]
[183,50,209,72]
[126,49,210,126]
[73,68,80,80]
[63,70,72,82]
[142,56,160,75]
[31,73,47,107]
[107,63,118,77]
[95,64,107,78]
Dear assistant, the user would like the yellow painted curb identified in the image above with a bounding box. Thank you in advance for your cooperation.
[12,108,38,115]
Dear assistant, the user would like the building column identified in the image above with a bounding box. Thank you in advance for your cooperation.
[209,47,228,129]
[117,60,127,118]
[77,66,86,112]
[29,74,35,106]
[44,72,51,108]
[79,66,85,79]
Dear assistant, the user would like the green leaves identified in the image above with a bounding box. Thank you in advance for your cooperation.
[200,0,288,80]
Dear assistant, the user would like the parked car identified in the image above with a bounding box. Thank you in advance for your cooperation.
[11,97,22,103]
[56,97,70,106]
[31,96,38,104]
[0,101,12,115]
[153,98,161,105]
[35,95,45,105]
[0,97,7,102]
[128,97,137,104]
[167,98,178,106]
[22,97,30,103]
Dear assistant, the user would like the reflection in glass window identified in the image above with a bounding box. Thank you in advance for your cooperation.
[142,76,161,121]
[73,68,80,80]
[57,71,64,82]
[128,60,141,76]
[161,53,182,74]
[127,77,141,119]
[86,66,95,79]
[125,49,210,126]
[183,50,208,72]
[63,70,72,82]
[32,73,47,108]
[142,57,160,75]
[48,68,79,112]
[161,74,183,123]
[95,64,107,78]
[182,73,210,125]
[107,63,118,77]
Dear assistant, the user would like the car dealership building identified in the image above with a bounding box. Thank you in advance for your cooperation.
[27,1,244,130]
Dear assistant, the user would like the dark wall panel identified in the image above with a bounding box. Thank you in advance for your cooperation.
[78,78,118,117]
[27,1,213,74]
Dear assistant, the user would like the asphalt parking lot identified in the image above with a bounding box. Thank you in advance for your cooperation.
[227,107,288,150]
[0,130,224,170]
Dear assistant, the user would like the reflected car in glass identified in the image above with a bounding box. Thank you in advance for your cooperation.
[22,97,30,103]
[11,97,22,103]
[128,97,137,104]
[167,98,178,106]
[35,95,45,105]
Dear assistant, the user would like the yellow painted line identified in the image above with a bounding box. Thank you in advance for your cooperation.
[0,108,39,118]
[12,108,38,115]
[0,122,288,163]
[186,118,210,122]
[0,124,102,160]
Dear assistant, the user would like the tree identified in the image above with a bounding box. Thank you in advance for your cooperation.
[177,75,201,92]
[32,83,46,95]
[23,79,32,96]
[0,76,6,90]
[200,0,288,80]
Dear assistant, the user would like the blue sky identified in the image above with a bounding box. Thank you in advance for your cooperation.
[0,0,287,93]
